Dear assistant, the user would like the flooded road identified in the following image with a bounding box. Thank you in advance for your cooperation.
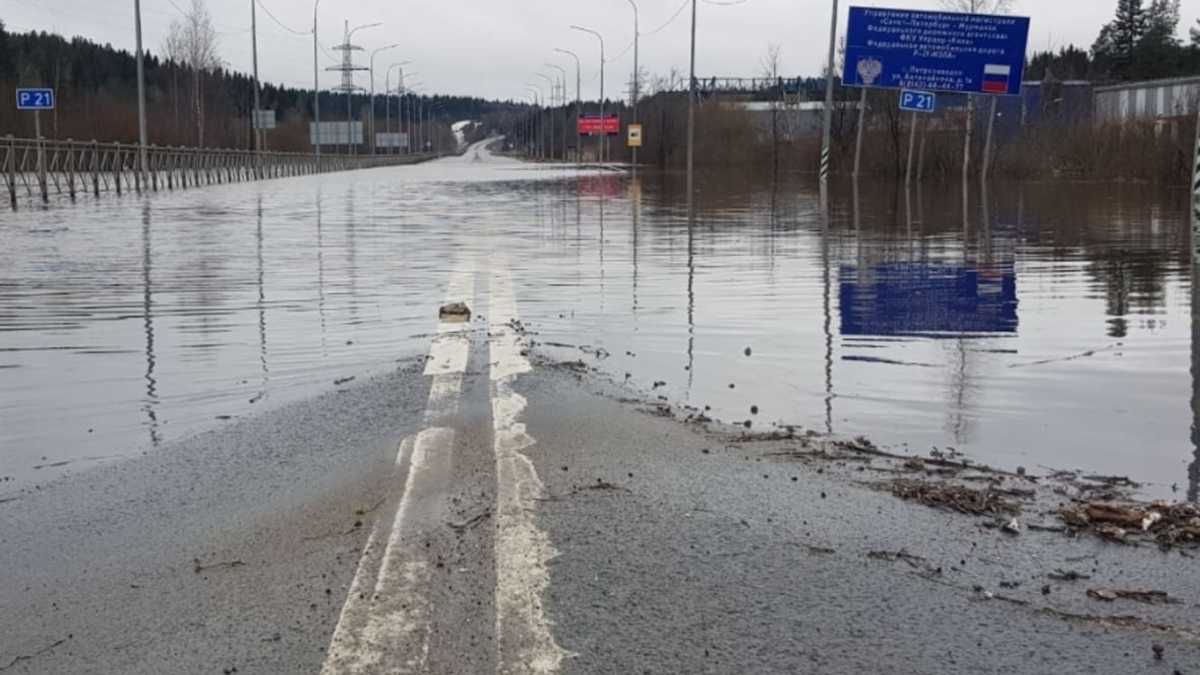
[2,146,1197,497]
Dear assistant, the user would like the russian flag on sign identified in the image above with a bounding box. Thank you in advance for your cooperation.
[981,65,1011,95]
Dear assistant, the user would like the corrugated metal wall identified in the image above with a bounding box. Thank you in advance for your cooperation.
[1095,76,1200,123]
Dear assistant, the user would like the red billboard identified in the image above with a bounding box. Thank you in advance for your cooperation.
[577,115,620,136]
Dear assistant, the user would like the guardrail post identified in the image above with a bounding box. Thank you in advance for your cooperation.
[6,135,15,209]
[114,142,123,196]
[91,140,100,197]
[65,139,76,200]
[37,133,48,203]
[151,146,158,191]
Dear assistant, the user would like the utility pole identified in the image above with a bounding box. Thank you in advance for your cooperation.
[628,0,639,168]
[251,0,261,162]
[134,0,149,180]
[554,48,582,162]
[820,0,839,186]
[313,0,321,163]
[686,0,696,206]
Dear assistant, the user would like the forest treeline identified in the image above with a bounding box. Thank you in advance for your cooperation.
[0,18,518,151]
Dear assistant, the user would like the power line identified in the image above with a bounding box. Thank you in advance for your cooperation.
[643,0,691,36]
[254,0,311,37]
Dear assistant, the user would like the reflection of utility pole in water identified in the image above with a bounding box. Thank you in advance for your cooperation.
[1190,261,1200,501]
[631,176,641,315]
[821,182,834,435]
[141,202,160,447]
[317,192,327,357]
[255,195,270,403]
[599,191,606,313]
[687,186,696,391]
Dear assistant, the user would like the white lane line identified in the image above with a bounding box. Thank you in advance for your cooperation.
[321,258,475,675]
[489,257,572,674]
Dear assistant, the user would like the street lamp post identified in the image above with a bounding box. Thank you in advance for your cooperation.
[537,73,556,160]
[554,48,582,161]
[134,0,148,182]
[525,86,542,159]
[627,0,639,167]
[570,25,605,163]
[546,63,568,164]
[368,44,401,155]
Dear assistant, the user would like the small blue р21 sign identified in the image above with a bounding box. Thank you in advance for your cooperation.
[843,7,1031,97]
[899,90,936,113]
[16,88,55,110]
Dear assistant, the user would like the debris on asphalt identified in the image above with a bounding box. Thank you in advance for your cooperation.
[0,636,71,672]
[881,478,1023,516]
[1048,569,1091,582]
[334,376,356,386]
[448,510,492,532]
[192,558,246,574]
[1058,500,1200,548]
[1087,588,1178,605]
[439,302,471,322]
[1002,517,1021,535]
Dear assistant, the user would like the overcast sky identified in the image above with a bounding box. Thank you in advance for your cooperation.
[6,0,1199,101]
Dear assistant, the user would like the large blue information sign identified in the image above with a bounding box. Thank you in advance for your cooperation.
[842,7,1030,96]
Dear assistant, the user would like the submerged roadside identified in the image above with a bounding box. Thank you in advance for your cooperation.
[515,357,1200,674]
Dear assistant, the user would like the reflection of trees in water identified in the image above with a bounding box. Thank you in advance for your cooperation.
[1088,253,1170,339]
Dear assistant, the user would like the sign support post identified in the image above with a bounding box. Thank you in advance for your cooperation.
[35,110,46,203]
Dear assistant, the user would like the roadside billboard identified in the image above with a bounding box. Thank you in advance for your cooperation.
[842,7,1030,96]
[375,132,409,149]
[578,114,620,136]
[309,121,363,146]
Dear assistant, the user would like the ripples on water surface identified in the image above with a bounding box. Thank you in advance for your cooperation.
[2,148,1197,499]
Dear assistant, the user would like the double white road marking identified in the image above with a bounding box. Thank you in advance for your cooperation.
[321,255,568,674]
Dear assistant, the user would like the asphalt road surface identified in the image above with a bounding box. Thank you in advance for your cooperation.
[3,143,1199,674]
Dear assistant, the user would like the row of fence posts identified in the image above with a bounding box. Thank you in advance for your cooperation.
[5,134,422,209]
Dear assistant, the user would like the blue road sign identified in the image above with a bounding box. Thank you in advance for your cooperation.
[843,7,1030,97]
[16,88,55,110]
[899,89,936,113]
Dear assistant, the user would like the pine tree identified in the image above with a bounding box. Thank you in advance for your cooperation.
[1143,0,1180,47]
[0,21,11,81]
[1190,18,1199,46]
[1093,0,1148,78]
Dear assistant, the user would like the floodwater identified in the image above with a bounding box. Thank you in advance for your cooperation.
[2,144,1197,499]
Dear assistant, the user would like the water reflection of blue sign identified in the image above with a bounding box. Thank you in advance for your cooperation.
[843,7,1031,96]
[839,264,1018,337]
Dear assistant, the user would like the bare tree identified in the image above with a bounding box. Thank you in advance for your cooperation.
[759,43,785,171]
[167,0,221,147]
[940,0,1013,181]
[162,29,186,142]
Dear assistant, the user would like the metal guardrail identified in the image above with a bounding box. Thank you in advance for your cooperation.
[3,135,433,209]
